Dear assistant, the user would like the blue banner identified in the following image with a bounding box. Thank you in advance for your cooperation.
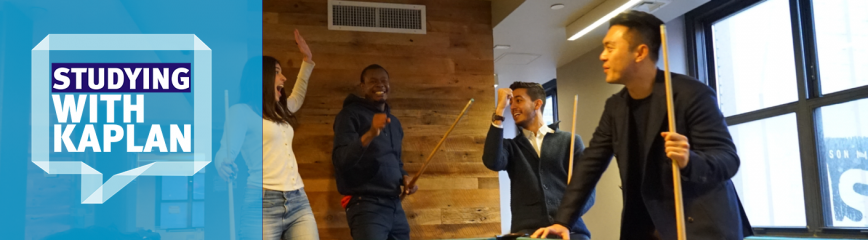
[0,0,263,239]
[51,63,193,93]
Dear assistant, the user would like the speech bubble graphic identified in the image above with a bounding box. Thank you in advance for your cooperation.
[31,34,211,204]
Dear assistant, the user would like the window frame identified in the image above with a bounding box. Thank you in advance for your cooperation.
[686,0,868,237]
[543,78,558,124]
[155,175,205,231]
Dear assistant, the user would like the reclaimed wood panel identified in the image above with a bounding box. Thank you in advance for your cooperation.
[265,0,497,239]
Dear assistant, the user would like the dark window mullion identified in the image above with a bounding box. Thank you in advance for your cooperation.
[724,102,798,126]
[798,0,822,99]
[684,15,701,80]
[789,0,826,232]
[796,99,824,232]
[806,85,868,109]
[702,21,716,90]
[550,92,558,123]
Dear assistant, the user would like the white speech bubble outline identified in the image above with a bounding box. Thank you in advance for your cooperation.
[31,34,211,204]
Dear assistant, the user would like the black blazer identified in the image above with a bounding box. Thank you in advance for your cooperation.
[483,124,594,237]
[555,70,753,240]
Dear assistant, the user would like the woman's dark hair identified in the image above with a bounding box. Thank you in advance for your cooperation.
[239,56,297,127]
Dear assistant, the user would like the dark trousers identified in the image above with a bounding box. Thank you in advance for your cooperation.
[345,195,410,240]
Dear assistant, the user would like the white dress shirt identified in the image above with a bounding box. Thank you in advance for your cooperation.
[521,124,555,157]
[493,121,555,157]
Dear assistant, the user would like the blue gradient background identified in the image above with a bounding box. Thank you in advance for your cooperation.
[0,0,263,239]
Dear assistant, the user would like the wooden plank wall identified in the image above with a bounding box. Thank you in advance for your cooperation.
[262,0,499,239]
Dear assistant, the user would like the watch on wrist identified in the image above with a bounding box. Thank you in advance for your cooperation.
[492,113,505,122]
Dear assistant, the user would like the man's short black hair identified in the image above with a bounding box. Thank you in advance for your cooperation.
[509,81,547,113]
[360,64,389,83]
[609,10,664,62]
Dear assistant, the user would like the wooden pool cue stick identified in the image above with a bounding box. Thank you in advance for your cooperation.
[400,98,474,200]
[568,95,578,184]
[661,24,687,240]
[225,90,237,240]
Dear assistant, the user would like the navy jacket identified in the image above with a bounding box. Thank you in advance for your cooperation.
[332,94,408,197]
[555,70,753,240]
[483,124,594,237]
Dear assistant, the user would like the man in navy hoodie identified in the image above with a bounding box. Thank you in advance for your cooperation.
[332,64,418,240]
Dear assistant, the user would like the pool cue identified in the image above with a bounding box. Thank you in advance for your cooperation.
[661,24,687,240]
[225,90,237,240]
[400,98,475,200]
[568,95,578,184]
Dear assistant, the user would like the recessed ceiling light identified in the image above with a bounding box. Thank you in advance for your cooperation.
[494,45,511,50]
[551,4,565,10]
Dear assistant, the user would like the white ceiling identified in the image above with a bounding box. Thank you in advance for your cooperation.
[493,0,604,85]
[492,0,709,85]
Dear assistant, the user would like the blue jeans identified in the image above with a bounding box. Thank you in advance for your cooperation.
[241,187,319,240]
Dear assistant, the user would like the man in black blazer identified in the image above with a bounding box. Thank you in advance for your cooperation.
[532,11,752,240]
[483,82,594,240]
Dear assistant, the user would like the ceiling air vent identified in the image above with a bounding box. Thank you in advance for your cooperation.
[631,0,671,13]
[328,0,426,34]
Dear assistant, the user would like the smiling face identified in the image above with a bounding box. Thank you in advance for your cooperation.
[361,68,390,103]
[273,62,287,102]
[600,25,642,85]
[509,88,541,127]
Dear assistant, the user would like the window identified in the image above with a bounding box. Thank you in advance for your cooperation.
[543,79,558,125]
[156,172,205,229]
[729,113,805,227]
[817,98,868,227]
[711,0,806,227]
[687,0,868,237]
[813,0,868,95]
[711,0,798,117]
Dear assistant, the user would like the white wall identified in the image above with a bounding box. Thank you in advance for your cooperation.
[555,16,689,239]
[556,45,625,239]
[660,16,689,74]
